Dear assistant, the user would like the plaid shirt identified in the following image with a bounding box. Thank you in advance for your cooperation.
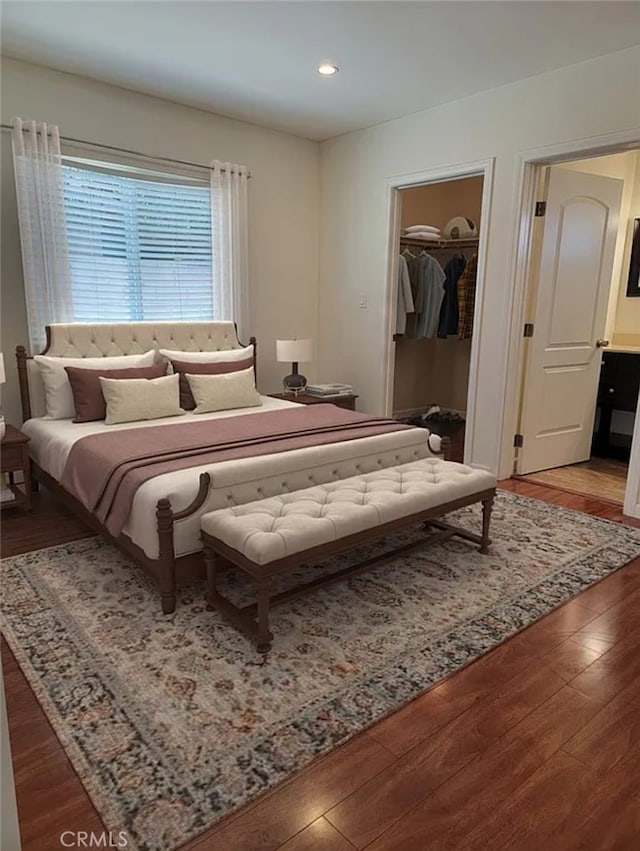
[457,252,478,340]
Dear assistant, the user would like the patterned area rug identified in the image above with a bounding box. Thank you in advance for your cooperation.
[2,491,639,851]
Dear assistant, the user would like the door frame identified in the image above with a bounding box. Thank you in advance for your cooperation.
[624,393,640,518]
[382,157,495,465]
[500,128,640,513]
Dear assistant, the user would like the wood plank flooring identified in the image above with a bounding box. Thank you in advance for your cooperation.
[2,482,640,851]
[520,456,629,504]
[1,489,94,558]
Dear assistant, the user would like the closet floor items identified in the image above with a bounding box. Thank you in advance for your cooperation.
[405,411,466,428]
[519,458,628,505]
[397,417,465,464]
[423,411,466,426]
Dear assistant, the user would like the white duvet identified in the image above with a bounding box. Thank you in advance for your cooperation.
[23,396,432,558]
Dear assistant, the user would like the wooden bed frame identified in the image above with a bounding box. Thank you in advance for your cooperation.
[16,322,449,615]
[15,323,256,615]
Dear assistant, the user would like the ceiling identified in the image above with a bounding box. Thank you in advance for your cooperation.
[1,1,639,141]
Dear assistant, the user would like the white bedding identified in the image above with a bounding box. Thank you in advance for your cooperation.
[23,396,433,559]
[23,395,297,480]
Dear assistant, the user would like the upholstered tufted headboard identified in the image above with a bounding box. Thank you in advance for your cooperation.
[16,321,256,421]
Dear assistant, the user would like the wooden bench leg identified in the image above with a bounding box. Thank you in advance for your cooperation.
[256,579,273,655]
[480,494,494,554]
[205,542,273,654]
[204,544,217,609]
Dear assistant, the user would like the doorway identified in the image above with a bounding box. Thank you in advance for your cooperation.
[514,149,640,507]
[384,161,493,465]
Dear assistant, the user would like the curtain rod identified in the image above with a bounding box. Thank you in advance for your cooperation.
[0,123,251,177]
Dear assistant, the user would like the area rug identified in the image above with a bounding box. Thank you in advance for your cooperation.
[2,492,639,851]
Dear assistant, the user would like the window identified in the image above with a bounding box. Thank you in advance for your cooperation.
[62,165,214,322]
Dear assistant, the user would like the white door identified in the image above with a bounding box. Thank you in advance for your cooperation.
[517,166,623,475]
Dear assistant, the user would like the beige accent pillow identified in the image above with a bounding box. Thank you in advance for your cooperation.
[186,367,262,414]
[100,373,183,425]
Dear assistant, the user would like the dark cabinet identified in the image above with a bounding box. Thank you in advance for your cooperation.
[593,351,640,460]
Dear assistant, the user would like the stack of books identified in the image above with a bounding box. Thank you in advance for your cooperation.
[306,383,354,397]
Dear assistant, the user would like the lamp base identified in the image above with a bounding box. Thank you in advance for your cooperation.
[283,372,307,396]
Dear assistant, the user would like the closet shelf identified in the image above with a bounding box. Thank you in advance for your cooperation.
[400,237,479,249]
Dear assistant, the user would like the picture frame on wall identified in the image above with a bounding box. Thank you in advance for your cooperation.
[627,217,640,298]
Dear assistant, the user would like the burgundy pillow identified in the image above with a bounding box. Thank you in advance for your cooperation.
[65,363,167,422]
[170,357,254,410]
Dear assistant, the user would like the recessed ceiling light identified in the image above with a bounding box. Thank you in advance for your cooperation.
[317,64,339,77]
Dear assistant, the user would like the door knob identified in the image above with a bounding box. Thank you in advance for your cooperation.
[596,339,610,348]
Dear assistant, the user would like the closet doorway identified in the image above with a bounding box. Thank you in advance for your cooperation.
[388,171,487,463]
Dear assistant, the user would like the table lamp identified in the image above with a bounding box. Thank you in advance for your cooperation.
[276,339,312,395]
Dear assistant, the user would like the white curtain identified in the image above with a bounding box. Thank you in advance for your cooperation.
[11,117,73,352]
[210,160,250,341]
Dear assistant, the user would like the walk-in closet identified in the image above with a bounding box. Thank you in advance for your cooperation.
[392,176,484,442]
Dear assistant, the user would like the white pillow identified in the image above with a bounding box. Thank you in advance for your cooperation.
[186,367,262,414]
[158,345,253,364]
[34,351,156,419]
[405,225,441,234]
[100,373,183,425]
[404,232,440,241]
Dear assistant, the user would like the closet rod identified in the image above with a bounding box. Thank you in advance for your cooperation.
[0,123,251,177]
[400,236,479,249]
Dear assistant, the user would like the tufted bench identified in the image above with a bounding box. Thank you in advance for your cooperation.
[201,458,497,652]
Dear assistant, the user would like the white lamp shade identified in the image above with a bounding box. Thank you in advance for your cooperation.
[0,353,5,385]
[276,339,312,364]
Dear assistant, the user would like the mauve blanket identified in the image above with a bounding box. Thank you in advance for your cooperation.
[60,404,412,537]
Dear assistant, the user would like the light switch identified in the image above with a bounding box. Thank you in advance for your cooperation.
[359,293,367,309]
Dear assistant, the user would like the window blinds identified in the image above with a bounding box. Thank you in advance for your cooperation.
[62,165,214,322]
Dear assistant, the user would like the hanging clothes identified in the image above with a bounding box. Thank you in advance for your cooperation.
[437,254,466,338]
[414,252,446,339]
[457,252,478,340]
[402,248,420,337]
[396,254,415,334]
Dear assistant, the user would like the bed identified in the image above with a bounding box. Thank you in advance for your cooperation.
[17,321,438,613]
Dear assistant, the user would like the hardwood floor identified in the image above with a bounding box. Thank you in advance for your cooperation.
[520,456,629,504]
[501,477,638,527]
[1,489,94,558]
[2,483,640,851]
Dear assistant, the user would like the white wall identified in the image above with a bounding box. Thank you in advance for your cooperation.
[0,57,320,425]
[318,46,640,476]
[613,150,640,347]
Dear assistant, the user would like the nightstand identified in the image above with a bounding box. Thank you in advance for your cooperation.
[1,424,32,511]
[270,392,358,411]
